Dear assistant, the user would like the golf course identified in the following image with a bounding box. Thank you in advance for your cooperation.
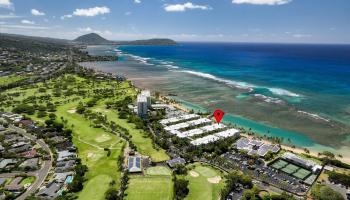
[125,166,174,200]
[0,74,169,200]
[185,163,226,200]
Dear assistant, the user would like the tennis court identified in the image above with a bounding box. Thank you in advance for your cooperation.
[281,164,299,174]
[271,159,288,169]
[293,168,311,180]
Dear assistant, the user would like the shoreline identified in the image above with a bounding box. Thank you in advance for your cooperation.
[82,62,350,165]
[158,94,350,164]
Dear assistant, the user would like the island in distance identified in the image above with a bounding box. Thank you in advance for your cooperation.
[73,33,177,45]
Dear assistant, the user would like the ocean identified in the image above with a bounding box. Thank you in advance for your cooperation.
[81,42,350,155]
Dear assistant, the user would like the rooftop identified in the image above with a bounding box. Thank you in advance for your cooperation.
[128,156,142,172]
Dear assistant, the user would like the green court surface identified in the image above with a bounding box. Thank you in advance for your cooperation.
[293,168,311,180]
[271,159,288,169]
[146,166,172,176]
[281,164,300,174]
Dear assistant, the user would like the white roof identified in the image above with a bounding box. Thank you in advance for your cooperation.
[201,123,226,132]
[164,118,210,131]
[160,114,199,125]
[137,95,147,102]
[141,90,150,97]
[180,123,226,138]
[191,135,219,146]
[215,128,240,138]
[179,129,203,138]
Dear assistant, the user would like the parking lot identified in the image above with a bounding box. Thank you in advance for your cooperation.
[222,151,310,195]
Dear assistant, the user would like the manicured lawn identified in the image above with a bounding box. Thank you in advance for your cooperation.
[125,171,173,200]
[0,75,25,86]
[55,103,125,200]
[1,75,170,199]
[146,166,172,176]
[185,163,226,200]
[20,176,35,186]
[93,104,170,162]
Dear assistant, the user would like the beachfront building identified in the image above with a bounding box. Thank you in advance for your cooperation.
[282,152,322,174]
[136,90,152,118]
[235,137,280,157]
[141,90,151,107]
[137,95,148,118]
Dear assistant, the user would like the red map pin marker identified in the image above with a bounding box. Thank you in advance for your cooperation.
[213,109,224,124]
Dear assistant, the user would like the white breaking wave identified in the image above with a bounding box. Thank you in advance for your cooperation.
[180,70,254,91]
[269,88,300,97]
[297,111,330,122]
[164,64,179,69]
[253,94,284,104]
[179,70,302,98]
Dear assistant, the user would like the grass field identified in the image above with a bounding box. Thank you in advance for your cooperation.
[146,166,172,176]
[20,176,35,186]
[0,75,171,199]
[0,75,25,86]
[185,163,226,200]
[126,166,173,200]
[93,103,169,162]
[55,103,125,200]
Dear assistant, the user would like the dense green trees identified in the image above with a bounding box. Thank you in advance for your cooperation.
[311,184,344,200]
[220,171,253,200]
[328,171,350,187]
[174,178,189,200]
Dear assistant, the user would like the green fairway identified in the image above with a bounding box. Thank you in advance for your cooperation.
[93,104,170,162]
[20,176,35,186]
[0,74,170,199]
[0,75,25,86]
[56,103,124,200]
[146,166,172,176]
[125,175,173,200]
[185,163,225,200]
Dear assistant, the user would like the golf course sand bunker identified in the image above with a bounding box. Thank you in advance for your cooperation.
[87,152,95,158]
[207,176,221,184]
[95,134,112,143]
[190,170,199,177]
[67,109,76,114]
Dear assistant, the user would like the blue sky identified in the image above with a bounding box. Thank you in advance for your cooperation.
[0,0,349,43]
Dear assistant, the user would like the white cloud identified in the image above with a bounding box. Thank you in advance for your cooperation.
[134,0,141,4]
[0,13,20,19]
[232,0,291,5]
[0,0,13,9]
[77,27,112,36]
[60,14,72,20]
[292,34,311,38]
[164,2,212,12]
[125,11,132,16]
[31,9,45,16]
[21,19,35,25]
[1,24,48,30]
[73,6,110,17]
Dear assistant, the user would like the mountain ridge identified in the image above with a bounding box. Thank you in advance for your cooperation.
[73,33,177,45]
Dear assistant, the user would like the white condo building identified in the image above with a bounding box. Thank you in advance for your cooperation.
[137,95,148,118]
[141,90,151,107]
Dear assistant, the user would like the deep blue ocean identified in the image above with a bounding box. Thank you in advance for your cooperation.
[85,42,350,154]
[119,42,350,124]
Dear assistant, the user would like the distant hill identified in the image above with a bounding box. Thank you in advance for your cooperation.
[0,33,69,52]
[74,33,110,45]
[0,32,177,46]
[116,38,177,45]
[74,33,177,45]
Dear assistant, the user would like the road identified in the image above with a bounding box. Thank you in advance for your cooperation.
[8,125,53,200]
